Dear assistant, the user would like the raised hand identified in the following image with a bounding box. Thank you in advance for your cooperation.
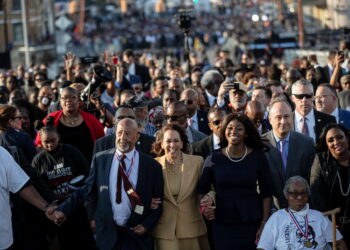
[63,52,76,70]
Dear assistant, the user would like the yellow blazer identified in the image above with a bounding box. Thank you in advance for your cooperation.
[153,153,207,240]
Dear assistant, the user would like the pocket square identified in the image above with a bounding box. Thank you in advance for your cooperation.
[100,185,108,192]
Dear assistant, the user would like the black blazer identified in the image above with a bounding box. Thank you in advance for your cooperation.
[196,110,211,135]
[135,64,151,86]
[192,134,214,160]
[93,133,155,156]
[293,110,336,143]
[84,149,164,250]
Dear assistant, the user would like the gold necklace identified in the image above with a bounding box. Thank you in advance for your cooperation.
[63,114,79,126]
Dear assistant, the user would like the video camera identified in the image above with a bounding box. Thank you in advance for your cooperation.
[177,8,196,33]
[80,65,113,103]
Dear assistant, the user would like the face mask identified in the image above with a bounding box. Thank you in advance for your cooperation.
[40,96,51,106]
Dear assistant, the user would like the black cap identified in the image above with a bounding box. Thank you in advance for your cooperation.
[125,96,149,108]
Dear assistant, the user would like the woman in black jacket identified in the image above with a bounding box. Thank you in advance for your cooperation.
[310,123,350,246]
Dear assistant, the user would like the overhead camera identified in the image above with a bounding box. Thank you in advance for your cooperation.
[177,8,196,33]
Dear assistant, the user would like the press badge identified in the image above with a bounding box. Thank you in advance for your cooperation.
[134,205,144,215]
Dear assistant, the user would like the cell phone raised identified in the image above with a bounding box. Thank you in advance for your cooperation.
[80,56,99,64]
[224,82,240,90]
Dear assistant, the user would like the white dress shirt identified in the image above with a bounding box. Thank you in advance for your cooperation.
[213,134,221,150]
[331,107,339,123]
[128,62,136,76]
[205,90,217,107]
[294,109,316,142]
[109,148,139,226]
[188,111,199,131]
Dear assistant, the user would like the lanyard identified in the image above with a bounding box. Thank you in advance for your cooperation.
[115,151,136,178]
[287,208,309,239]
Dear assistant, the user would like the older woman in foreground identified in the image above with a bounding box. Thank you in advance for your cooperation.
[257,176,347,250]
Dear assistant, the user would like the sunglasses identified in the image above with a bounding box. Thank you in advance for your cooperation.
[165,114,186,121]
[116,116,135,120]
[133,86,142,90]
[210,120,222,126]
[183,100,194,105]
[293,93,313,99]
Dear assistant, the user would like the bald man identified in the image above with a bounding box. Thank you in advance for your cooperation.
[54,118,164,250]
[166,101,207,144]
[180,88,211,135]
[245,100,271,135]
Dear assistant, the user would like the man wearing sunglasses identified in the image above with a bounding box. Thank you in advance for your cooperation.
[93,105,155,156]
[165,101,207,144]
[180,88,211,135]
[291,80,336,143]
[192,107,227,160]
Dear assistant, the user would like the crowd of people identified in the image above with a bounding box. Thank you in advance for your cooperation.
[1,42,350,250]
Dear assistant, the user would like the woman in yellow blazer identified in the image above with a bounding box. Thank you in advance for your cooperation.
[152,123,210,250]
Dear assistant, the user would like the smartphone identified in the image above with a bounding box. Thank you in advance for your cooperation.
[224,82,240,90]
[80,56,99,64]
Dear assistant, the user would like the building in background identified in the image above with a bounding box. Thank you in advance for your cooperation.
[0,0,55,69]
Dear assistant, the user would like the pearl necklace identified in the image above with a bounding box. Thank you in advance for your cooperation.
[337,171,350,196]
[226,145,248,163]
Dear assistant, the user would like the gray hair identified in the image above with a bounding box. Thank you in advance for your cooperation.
[200,70,224,89]
[283,176,311,197]
[291,79,314,94]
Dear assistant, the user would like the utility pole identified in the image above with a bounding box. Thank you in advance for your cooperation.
[20,0,30,68]
[297,0,304,48]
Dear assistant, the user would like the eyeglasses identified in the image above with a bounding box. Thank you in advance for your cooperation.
[293,93,313,99]
[314,95,332,100]
[165,114,186,121]
[60,96,78,101]
[288,191,308,199]
[35,78,45,81]
[210,120,222,126]
[133,86,142,91]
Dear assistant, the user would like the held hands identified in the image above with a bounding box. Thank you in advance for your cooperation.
[255,222,265,245]
[130,224,147,236]
[200,195,215,220]
[151,197,162,209]
[45,205,66,226]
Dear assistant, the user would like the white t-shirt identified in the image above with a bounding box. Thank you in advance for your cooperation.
[258,207,342,250]
[0,147,30,249]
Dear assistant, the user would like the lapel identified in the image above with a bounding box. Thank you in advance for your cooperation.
[206,134,214,152]
[267,131,286,181]
[158,156,177,206]
[136,152,147,195]
[177,153,197,203]
[105,149,116,185]
[285,132,297,177]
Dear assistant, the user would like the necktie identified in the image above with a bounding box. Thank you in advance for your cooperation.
[279,140,287,172]
[116,155,126,204]
[301,117,309,136]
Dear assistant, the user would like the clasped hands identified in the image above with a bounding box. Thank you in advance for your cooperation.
[200,195,215,220]
[45,205,66,226]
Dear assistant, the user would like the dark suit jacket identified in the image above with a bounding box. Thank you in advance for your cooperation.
[84,149,164,250]
[196,110,211,135]
[192,134,214,160]
[263,131,315,209]
[338,90,350,110]
[135,64,151,86]
[93,133,155,156]
[338,109,350,129]
[293,110,336,143]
